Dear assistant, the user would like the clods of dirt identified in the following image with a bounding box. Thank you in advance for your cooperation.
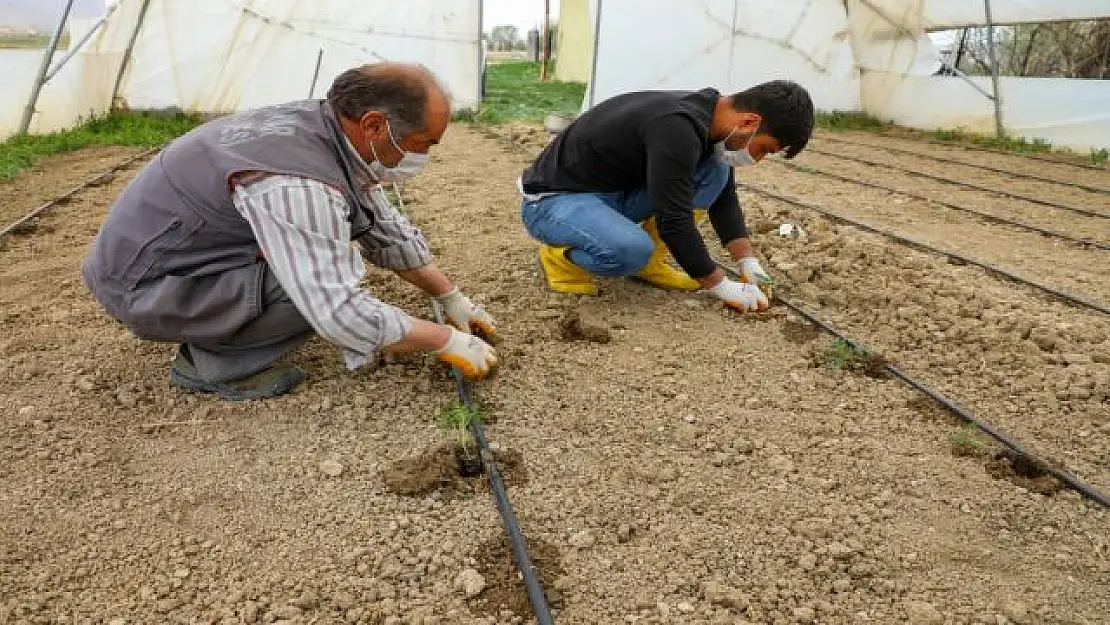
[985,448,1064,495]
[383,441,529,497]
[558,309,612,343]
[781,317,822,344]
[468,534,565,620]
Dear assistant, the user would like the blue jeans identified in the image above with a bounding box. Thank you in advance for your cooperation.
[521,159,730,276]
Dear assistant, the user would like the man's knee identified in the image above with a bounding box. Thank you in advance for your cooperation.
[591,232,654,276]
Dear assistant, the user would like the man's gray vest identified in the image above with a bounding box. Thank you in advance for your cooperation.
[81,100,375,343]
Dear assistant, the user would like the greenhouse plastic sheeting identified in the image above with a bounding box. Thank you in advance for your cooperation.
[921,0,1110,28]
[586,0,862,112]
[0,0,481,138]
[864,74,1110,152]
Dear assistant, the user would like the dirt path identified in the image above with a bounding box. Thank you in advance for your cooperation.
[1,129,1108,625]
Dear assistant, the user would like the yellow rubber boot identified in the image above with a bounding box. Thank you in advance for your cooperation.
[693,209,708,225]
[538,245,598,295]
[635,217,701,291]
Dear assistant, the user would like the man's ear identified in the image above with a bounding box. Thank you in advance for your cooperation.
[738,112,762,135]
[360,110,389,140]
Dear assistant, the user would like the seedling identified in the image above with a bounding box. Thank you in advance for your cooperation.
[824,338,873,371]
[950,423,986,457]
[438,400,484,476]
[1090,148,1109,167]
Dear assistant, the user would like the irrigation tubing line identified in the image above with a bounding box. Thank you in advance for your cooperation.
[718,266,1110,509]
[776,161,1110,251]
[430,301,556,625]
[923,138,1109,173]
[737,182,1110,318]
[0,146,160,241]
[806,147,1110,221]
[820,135,1110,196]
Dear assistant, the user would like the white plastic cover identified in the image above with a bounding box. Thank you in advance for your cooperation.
[922,0,1110,29]
[0,0,481,139]
[586,0,861,112]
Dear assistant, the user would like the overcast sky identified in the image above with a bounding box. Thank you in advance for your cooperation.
[1,0,558,32]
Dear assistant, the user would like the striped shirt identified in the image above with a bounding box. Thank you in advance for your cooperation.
[231,174,433,369]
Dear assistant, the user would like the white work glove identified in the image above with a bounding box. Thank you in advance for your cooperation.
[738,256,774,299]
[435,288,498,342]
[435,327,499,380]
[708,278,770,313]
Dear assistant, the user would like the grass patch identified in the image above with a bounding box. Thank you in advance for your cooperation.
[816,111,893,132]
[476,61,586,125]
[0,110,202,181]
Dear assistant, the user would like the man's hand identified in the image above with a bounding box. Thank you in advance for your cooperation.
[435,327,499,379]
[738,256,774,299]
[708,278,770,313]
[435,288,498,342]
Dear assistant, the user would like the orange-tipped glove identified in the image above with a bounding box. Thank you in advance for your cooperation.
[435,288,498,342]
[708,278,770,313]
[435,327,499,379]
[738,257,774,300]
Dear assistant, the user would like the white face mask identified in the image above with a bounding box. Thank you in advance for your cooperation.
[715,127,757,168]
[368,120,429,182]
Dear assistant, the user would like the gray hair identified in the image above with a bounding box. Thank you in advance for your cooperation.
[326,62,443,136]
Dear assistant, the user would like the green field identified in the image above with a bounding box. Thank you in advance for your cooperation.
[0,110,203,181]
[474,61,586,125]
[0,33,71,49]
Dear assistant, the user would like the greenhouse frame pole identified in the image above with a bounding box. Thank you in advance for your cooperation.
[17,0,77,136]
[586,0,603,108]
[112,0,153,110]
[45,3,119,85]
[983,0,1005,138]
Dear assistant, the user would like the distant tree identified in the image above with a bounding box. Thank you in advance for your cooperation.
[489,24,521,52]
[952,19,1110,79]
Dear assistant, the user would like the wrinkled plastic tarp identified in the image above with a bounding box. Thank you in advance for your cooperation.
[0,0,482,139]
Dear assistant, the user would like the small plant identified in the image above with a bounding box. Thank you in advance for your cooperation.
[950,423,987,457]
[1090,148,1109,167]
[438,400,484,476]
[824,338,873,371]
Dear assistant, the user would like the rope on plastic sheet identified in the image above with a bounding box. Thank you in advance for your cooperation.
[805,147,1110,221]
[819,135,1110,196]
[735,182,1110,318]
[429,300,556,625]
[774,160,1110,251]
[719,264,1110,510]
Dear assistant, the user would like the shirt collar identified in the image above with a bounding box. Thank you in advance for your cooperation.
[341,133,380,186]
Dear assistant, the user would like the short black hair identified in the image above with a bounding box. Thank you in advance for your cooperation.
[728,80,814,159]
[326,63,434,136]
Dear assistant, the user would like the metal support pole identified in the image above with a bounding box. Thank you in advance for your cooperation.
[984,0,1005,138]
[112,0,153,110]
[307,48,324,98]
[44,5,118,85]
[540,0,551,81]
[17,0,77,136]
[586,0,603,108]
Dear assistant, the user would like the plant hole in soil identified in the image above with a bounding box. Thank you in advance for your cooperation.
[383,441,528,498]
[781,318,821,344]
[558,309,611,343]
[985,448,1064,496]
[469,534,566,620]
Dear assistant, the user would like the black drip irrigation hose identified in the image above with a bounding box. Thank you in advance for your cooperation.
[776,161,1110,251]
[924,138,1109,173]
[737,182,1110,318]
[430,301,556,625]
[806,147,1110,221]
[820,135,1110,196]
[0,146,161,240]
[719,266,1110,509]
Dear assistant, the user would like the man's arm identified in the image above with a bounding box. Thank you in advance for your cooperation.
[232,176,494,374]
[707,168,756,261]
